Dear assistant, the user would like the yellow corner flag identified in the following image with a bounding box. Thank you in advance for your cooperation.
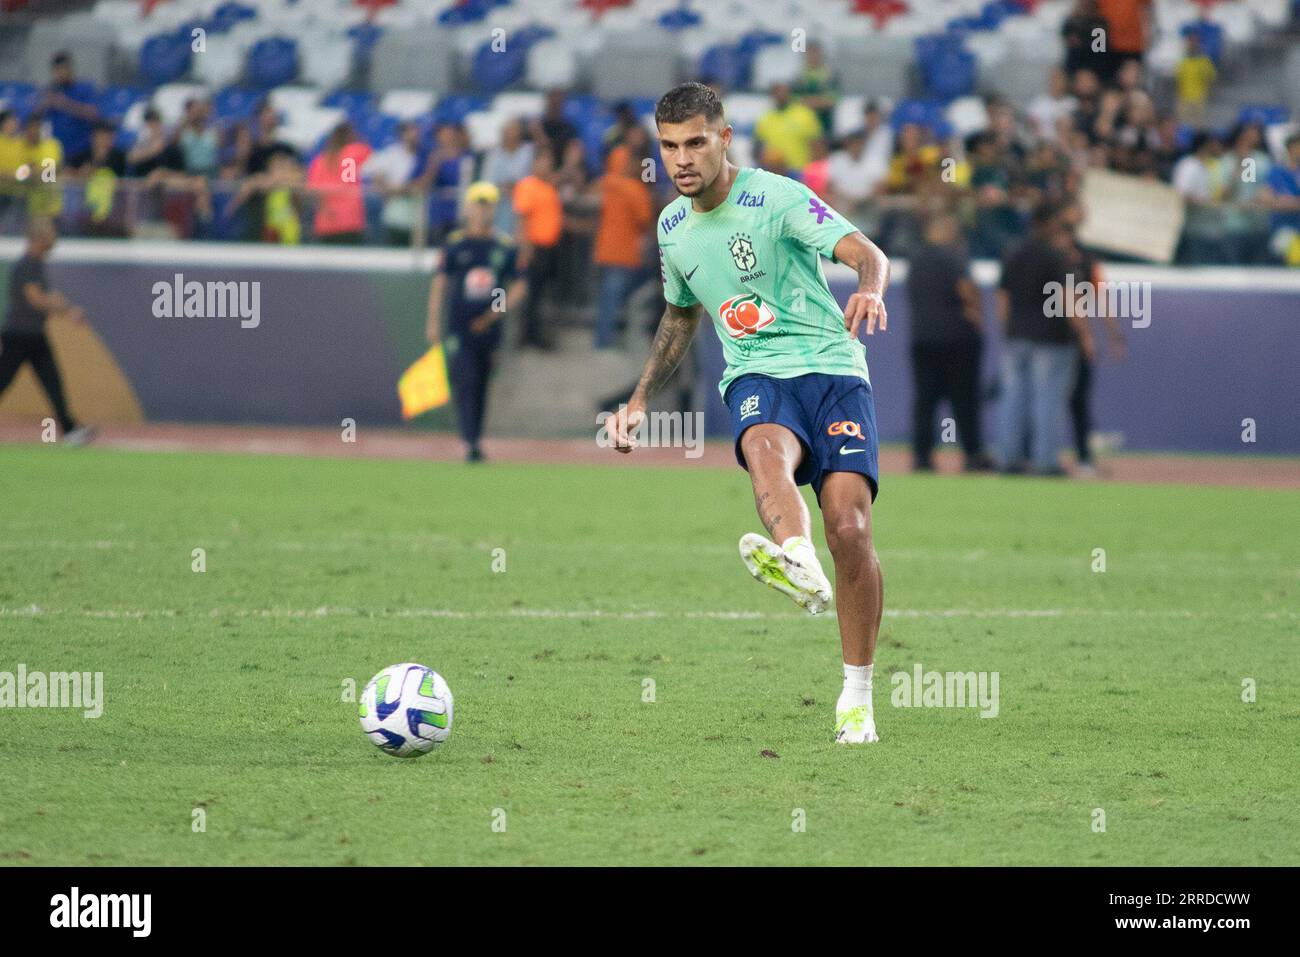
[398,345,451,420]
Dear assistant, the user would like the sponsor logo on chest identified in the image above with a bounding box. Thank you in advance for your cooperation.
[718,292,775,339]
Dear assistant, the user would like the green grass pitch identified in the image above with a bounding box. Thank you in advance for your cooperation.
[0,444,1296,866]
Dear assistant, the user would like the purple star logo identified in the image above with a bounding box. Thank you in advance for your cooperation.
[808,198,831,224]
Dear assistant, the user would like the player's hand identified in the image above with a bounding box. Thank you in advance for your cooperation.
[844,290,887,338]
[469,313,494,335]
[602,401,645,454]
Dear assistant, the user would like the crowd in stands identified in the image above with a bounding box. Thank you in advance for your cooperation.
[1,2,1298,279]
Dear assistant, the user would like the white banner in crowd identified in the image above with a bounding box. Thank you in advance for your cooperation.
[1077,168,1186,265]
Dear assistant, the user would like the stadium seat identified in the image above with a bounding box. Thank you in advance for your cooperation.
[721,93,772,135]
[99,86,148,123]
[213,86,264,124]
[323,89,377,119]
[1238,105,1290,128]
[378,89,436,121]
[139,32,194,87]
[301,35,354,90]
[278,104,345,153]
[248,36,300,89]
[268,85,323,118]
[355,111,402,150]
[698,45,748,91]
[750,46,803,90]
[1180,20,1224,64]
[0,82,37,120]
[192,33,249,87]
[433,94,492,126]
[526,38,579,90]
[464,110,509,152]
[493,92,547,121]
[945,94,990,137]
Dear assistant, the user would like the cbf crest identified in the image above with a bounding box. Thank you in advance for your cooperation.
[729,232,757,272]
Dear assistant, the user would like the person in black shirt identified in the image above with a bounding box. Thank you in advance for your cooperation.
[906,213,990,472]
[1059,199,1126,476]
[996,203,1089,475]
[1061,0,1112,80]
[0,218,94,444]
[426,182,528,462]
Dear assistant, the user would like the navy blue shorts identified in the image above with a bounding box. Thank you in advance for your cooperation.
[724,372,879,501]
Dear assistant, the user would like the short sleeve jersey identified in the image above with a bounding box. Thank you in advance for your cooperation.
[657,166,867,398]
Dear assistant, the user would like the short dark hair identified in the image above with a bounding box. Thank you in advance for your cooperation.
[51,51,71,68]
[655,82,724,127]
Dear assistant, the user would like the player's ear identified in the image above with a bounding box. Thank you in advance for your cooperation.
[720,123,733,150]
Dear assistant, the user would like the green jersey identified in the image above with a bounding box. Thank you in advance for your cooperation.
[657,166,869,398]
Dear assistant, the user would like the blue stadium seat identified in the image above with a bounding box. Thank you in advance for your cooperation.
[472,41,526,93]
[98,85,147,122]
[433,95,490,126]
[213,86,262,123]
[563,94,603,125]
[925,48,976,101]
[1181,20,1224,65]
[209,2,257,34]
[0,82,38,120]
[323,89,377,120]
[139,32,193,86]
[247,37,299,89]
[891,98,946,133]
[658,7,702,30]
[439,0,490,26]
[698,45,746,90]
[1237,105,1289,127]
[356,112,402,150]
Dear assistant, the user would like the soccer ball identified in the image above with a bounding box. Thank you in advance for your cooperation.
[359,663,454,757]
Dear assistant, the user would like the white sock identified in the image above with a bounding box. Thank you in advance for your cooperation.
[837,663,873,713]
[781,535,811,554]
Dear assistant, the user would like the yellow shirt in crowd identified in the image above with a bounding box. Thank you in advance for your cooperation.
[754,102,823,171]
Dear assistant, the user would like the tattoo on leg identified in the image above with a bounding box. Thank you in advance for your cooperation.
[755,491,783,539]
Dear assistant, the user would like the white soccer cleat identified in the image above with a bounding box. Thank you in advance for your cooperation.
[834,705,880,744]
[739,532,833,615]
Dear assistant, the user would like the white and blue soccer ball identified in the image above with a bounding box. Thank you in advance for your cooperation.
[359,663,454,757]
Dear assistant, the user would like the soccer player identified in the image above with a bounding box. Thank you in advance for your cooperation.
[604,83,890,744]
[426,181,527,462]
[0,218,94,445]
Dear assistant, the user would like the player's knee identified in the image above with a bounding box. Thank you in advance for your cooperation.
[824,512,872,560]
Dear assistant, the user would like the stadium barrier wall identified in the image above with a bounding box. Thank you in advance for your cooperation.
[0,240,1296,454]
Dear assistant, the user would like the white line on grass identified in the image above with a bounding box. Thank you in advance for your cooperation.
[0,606,1293,621]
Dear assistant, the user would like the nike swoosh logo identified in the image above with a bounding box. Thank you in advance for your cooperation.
[685,265,699,280]
[839,448,867,456]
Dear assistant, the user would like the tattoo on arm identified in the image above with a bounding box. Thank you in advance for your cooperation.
[632,303,702,402]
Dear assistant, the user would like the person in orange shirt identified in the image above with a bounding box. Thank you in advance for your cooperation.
[1096,0,1151,82]
[307,122,372,244]
[592,145,652,349]
[512,149,564,349]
